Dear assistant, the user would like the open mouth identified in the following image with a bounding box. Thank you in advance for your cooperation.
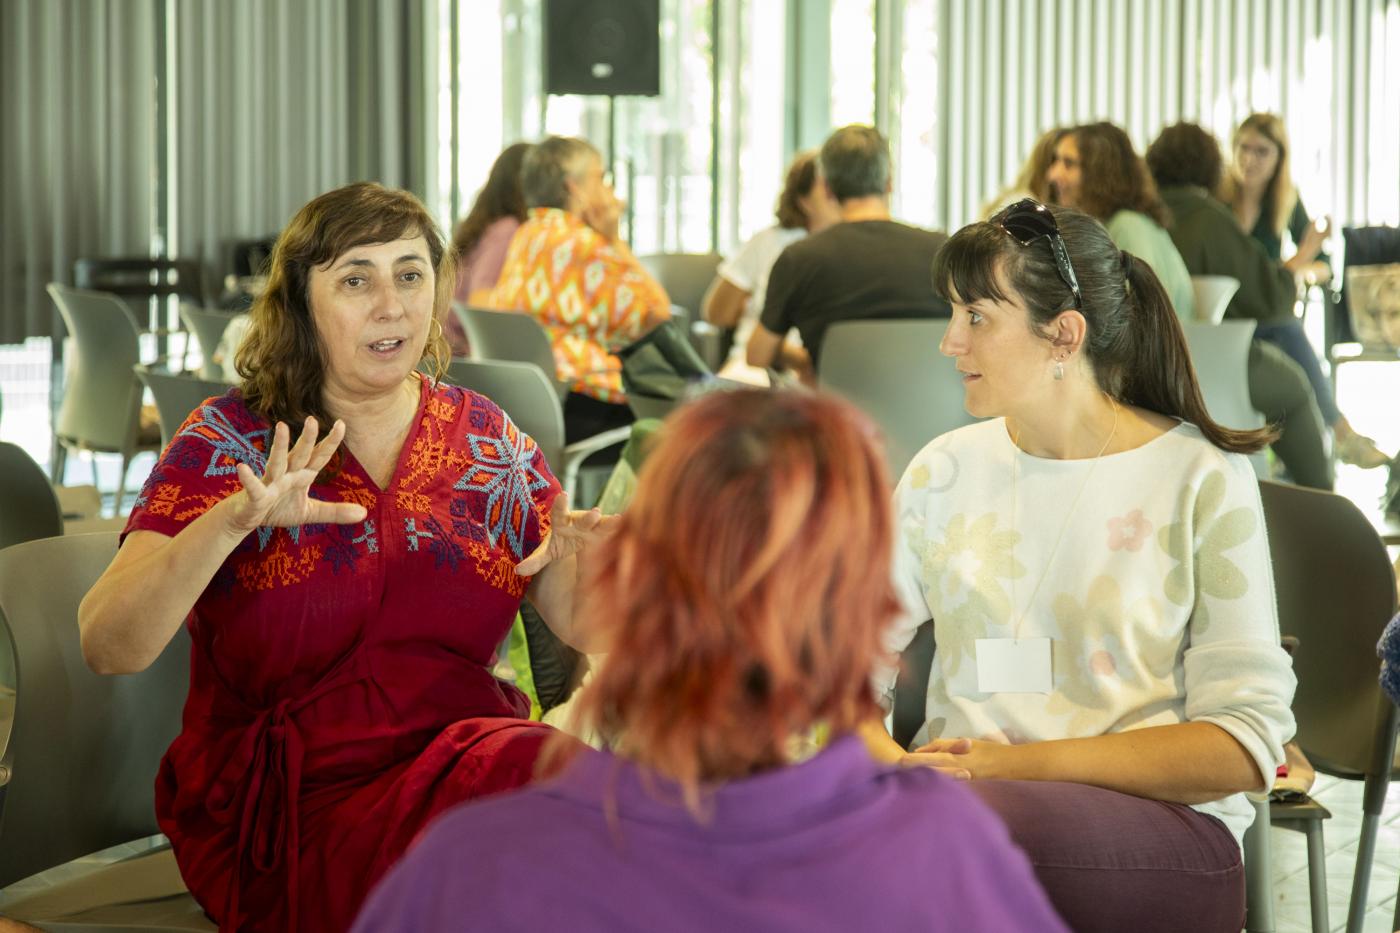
[367,338,405,355]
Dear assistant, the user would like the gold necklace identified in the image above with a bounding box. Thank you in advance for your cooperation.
[1007,398,1119,639]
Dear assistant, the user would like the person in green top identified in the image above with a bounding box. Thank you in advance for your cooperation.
[1045,121,1196,320]
[1144,122,1333,489]
[1215,113,1387,468]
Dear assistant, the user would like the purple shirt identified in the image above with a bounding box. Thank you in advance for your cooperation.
[352,736,1068,932]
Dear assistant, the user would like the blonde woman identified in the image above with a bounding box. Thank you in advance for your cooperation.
[1219,113,1388,468]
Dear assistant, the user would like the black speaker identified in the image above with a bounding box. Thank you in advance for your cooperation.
[544,0,661,97]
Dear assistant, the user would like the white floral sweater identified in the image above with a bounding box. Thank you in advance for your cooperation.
[888,418,1297,844]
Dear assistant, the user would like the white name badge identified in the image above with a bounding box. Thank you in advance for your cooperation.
[975,637,1053,694]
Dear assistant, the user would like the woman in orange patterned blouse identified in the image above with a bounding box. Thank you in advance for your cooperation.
[491,136,672,445]
[77,182,612,932]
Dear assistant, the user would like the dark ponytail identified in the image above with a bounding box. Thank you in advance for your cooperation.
[933,204,1275,455]
[1114,250,1276,453]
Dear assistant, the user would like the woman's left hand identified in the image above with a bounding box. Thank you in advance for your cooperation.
[900,736,1016,781]
[515,492,619,577]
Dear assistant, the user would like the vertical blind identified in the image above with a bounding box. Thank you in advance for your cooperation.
[0,0,434,342]
[0,0,158,344]
[894,0,1400,233]
[4,0,1399,343]
[173,0,433,294]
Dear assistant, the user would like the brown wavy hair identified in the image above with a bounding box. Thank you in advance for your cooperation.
[561,389,899,812]
[452,142,530,258]
[773,150,820,229]
[236,182,455,428]
[1218,112,1297,238]
[1145,122,1225,192]
[1066,122,1171,227]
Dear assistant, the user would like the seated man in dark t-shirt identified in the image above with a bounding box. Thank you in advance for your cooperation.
[746,124,950,380]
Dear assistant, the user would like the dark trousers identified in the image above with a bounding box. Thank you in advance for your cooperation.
[1254,319,1342,426]
[563,391,633,466]
[970,780,1245,933]
[1248,340,1334,490]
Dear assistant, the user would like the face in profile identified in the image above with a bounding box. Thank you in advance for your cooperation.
[307,235,436,401]
[1046,136,1083,209]
[940,259,1061,419]
[1379,303,1400,348]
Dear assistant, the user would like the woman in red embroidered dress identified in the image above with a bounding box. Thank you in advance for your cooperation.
[78,183,607,932]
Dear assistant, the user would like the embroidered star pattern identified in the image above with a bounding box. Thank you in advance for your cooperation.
[453,413,549,561]
[176,404,271,478]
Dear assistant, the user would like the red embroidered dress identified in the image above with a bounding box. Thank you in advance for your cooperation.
[122,375,560,932]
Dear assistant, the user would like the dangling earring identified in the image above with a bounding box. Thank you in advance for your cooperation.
[1053,358,1065,381]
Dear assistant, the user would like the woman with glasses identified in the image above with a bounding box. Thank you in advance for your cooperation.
[1217,113,1388,469]
[864,200,1297,932]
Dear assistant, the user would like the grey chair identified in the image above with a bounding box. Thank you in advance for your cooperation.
[0,442,63,552]
[818,319,977,480]
[636,254,726,369]
[1181,316,1271,425]
[177,305,239,381]
[47,284,163,514]
[1181,320,1270,479]
[1181,320,1265,431]
[0,532,210,930]
[636,253,722,316]
[453,306,569,400]
[444,358,632,501]
[133,365,232,448]
[1189,275,1241,324]
[1257,480,1400,933]
[74,258,207,374]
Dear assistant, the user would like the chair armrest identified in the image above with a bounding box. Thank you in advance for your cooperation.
[558,426,634,498]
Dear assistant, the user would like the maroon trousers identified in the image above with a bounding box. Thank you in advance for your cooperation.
[970,780,1245,933]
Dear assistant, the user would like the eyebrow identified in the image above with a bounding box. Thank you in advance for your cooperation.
[332,252,428,271]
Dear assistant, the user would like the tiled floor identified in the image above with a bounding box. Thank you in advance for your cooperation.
[1270,775,1400,933]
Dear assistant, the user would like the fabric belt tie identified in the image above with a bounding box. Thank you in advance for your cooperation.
[205,645,370,933]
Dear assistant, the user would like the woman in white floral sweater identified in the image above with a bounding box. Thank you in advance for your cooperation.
[863,199,1296,933]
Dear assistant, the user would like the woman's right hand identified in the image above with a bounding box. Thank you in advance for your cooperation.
[227,417,368,535]
[1296,215,1332,264]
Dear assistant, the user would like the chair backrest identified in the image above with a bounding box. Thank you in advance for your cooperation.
[1337,225,1400,343]
[47,283,146,453]
[134,365,231,447]
[1259,480,1400,778]
[444,359,566,472]
[178,304,238,381]
[637,253,722,316]
[892,619,935,748]
[0,442,63,552]
[454,307,566,397]
[1190,275,1241,324]
[0,532,191,887]
[73,257,205,306]
[818,320,977,480]
[1181,320,1264,431]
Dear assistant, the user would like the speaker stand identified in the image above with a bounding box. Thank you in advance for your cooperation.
[606,94,617,169]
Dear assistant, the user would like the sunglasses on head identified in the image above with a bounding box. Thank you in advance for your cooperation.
[994,198,1083,310]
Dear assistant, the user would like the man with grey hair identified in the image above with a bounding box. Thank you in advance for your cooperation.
[493,135,670,445]
[746,124,950,380]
